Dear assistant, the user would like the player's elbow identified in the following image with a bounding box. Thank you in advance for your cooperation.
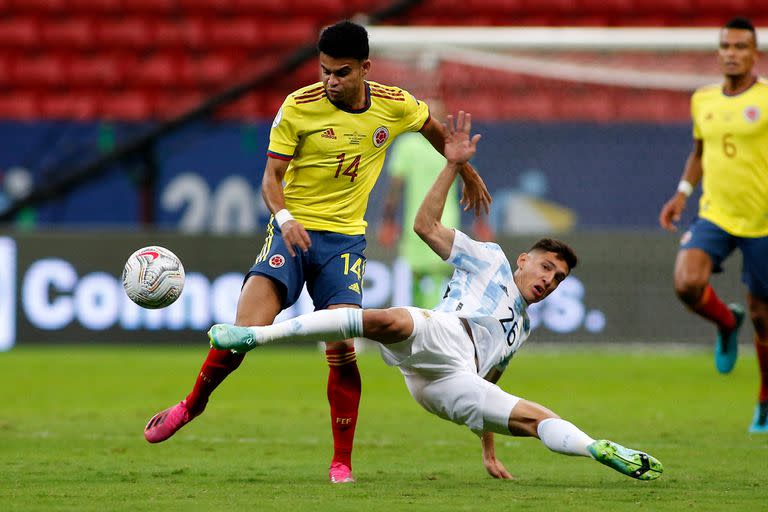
[413,216,435,240]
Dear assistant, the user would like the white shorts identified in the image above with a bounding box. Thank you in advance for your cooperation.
[378,307,521,434]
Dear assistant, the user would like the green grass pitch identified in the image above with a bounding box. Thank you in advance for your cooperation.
[1,344,766,511]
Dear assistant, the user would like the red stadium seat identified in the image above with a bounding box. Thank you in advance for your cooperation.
[131,53,182,87]
[521,0,579,16]
[0,93,39,120]
[180,54,239,86]
[556,90,617,122]
[0,17,40,49]
[68,0,123,13]
[178,0,236,13]
[154,90,205,118]
[9,0,67,14]
[67,54,127,87]
[100,91,154,120]
[10,55,67,87]
[264,19,317,50]
[95,17,153,49]
[691,0,751,16]
[122,0,177,14]
[577,0,633,15]
[153,19,207,49]
[215,94,262,120]
[234,0,285,15]
[287,0,346,16]
[207,19,265,49]
[631,0,692,15]
[40,18,95,50]
[466,0,527,16]
[40,93,98,120]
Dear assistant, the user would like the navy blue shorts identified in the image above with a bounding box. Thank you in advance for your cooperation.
[681,218,768,299]
[247,218,367,310]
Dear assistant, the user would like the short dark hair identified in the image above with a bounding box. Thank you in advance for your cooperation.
[529,238,578,272]
[724,17,757,45]
[318,20,369,60]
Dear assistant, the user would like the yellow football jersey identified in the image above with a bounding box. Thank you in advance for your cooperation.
[691,79,768,237]
[267,81,430,235]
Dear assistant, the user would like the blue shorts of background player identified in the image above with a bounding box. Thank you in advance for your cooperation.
[681,218,768,299]
[248,218,367,310]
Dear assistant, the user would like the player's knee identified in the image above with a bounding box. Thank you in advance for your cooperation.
[508,400,559,437]
[747,297,768,336]
[363,309,411,341]
[673,275,707,304]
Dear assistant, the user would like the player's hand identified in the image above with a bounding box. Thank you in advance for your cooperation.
[281,219,311,257]
[659,193,687,232]
[459,163,492,216]
[444,111,481,164]
[377,220,400,248]
[482,454,515,480]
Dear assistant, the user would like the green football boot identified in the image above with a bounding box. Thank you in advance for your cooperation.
[208,324,258,353]
[587,440,663,480]
[715,303,745,374]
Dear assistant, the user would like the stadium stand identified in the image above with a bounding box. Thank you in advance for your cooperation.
[0,0,766,121]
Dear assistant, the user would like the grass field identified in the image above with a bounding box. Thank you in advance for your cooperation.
[1,344,766,511]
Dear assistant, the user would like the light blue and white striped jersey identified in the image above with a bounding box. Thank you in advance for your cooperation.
[434,230,531,376]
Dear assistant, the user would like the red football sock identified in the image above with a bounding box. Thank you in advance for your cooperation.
[185,347,245,416]
[691,284,736,332]
[326,346,361,468]
[755,335,768,403]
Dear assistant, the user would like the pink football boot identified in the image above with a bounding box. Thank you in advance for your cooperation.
[144,400,194,443]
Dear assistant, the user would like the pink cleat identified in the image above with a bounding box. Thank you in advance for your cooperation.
[329,462,355,484]
[144,400,194,443]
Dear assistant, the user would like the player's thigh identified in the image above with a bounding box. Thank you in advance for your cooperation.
[676,219,736,288]
[403,372,521,435]
[235,274,283,326]
[306,232,366,311]
[507,399,559,438]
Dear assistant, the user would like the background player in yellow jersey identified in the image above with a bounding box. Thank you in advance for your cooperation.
[143,20,492,481]
[659,17,768,432]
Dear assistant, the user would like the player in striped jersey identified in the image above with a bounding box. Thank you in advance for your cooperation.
[207,111,664,481]
[143,20,492,482]
[659,17,768,432]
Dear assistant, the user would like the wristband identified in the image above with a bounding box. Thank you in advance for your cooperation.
[274,209,294,227]
[677,180,693,197]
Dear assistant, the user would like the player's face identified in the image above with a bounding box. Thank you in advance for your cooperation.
[514,250,569,304]
[718,28,758,78]
[319,53,370,107]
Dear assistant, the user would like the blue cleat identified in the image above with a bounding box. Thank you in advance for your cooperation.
[587,440,663,480]
[208,324,259,353]
[714,303,744,374]
[748,401,768,433]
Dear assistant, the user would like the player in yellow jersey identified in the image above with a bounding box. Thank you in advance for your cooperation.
[659,17,768,432]
[142,20,493,479]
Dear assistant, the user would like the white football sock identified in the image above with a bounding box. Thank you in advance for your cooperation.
[250,308,363,345]
[537,418,595,457]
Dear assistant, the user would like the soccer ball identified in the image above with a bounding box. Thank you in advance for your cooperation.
[122,246,185,309]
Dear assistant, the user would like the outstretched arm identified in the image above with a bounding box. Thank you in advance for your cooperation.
[481,432,514,479]
[414,112,482,260]
[421,115,491,215]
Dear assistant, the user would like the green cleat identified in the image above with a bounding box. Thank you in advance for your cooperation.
[208,324,258,353]
[587,440,663,481]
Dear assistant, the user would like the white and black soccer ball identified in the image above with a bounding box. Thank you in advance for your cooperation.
[122,246,185,309]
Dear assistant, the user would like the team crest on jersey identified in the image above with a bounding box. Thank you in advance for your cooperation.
[373,126,390,147]
[744,106,760,122]
[269,254,285,268]
[272,107,283,128]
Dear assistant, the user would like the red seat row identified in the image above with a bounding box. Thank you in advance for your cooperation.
[0,16,318,50]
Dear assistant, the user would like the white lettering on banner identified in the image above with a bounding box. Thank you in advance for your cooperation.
[75,272,121,330]
[23,259,77,330]
[0,237,16,350]
[13,256,605,337]
[163,173,269,234]
[528,277,605,334]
